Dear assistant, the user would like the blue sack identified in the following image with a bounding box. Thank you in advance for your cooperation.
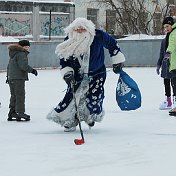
[116,70,141,111]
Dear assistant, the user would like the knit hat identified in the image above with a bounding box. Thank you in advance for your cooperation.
[163,16,174,26]
[18,40,30,47]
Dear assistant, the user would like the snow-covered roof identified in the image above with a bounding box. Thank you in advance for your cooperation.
[0,0,74,4]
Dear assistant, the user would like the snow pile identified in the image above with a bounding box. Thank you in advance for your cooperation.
[0,34,165,42]
[0,36,19,42]
[119,34,165,40]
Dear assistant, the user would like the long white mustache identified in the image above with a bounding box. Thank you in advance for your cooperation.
[55,31,94,59]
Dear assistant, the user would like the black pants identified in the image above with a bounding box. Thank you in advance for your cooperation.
[164,78,172,97]
[8,80,25,113]
[171,77,176,97]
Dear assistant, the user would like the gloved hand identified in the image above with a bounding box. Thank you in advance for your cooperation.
[31,69,38,76]
[113,63,123,74]
[164,52,171,60]
[63,71,74,85]
[156,65,160,75]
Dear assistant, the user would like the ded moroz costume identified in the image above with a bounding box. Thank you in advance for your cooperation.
[46,18,126,131]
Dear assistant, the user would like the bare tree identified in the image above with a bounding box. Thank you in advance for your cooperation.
[84,0,174,35]
[84,0,156,35]
[154,0,176,34]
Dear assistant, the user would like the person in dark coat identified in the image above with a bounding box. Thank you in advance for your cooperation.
[7,40,38,121]
[47,17,125,132]
[156,17,175,110]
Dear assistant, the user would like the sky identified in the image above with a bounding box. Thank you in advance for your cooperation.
[1,67,176,176]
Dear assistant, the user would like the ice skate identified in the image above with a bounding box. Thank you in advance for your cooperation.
[159,97,172,110]
[169,96,176,116]
[169,107,176,116]
[16,112,30,122]
[7,108,19,121]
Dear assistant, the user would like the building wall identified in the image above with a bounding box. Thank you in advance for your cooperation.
[40,13,70,36]
[74,0,107,29]
[0,1,75,40]
[0,12,33,36]
[74,0,169,34]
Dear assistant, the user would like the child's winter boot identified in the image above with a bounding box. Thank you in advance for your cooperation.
[16,112,30,121]
[7,108,18,121]
[159,96,172,110]
[169,96,176,116]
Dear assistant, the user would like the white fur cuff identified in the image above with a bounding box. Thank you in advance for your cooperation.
[111,51,126,65]
[60,66,74,78]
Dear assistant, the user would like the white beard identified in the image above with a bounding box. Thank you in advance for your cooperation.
[55,31,94,59]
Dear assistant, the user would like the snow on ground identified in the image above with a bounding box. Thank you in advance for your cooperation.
[1,67,176,176]
[0,34,164,43]
[119,34,165,40]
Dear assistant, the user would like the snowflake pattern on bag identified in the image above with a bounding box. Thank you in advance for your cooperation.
[116,78,131,96]
[116,70,141,111]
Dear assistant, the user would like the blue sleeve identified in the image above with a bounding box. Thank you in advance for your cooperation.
[60,58,68,69]
[60,56,81,70]
[96,30,121,57]
[157,38,165,66]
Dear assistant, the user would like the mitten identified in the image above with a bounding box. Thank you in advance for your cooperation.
[31,69,38,76]
[113,63,123,74]
[63,71,74,84]
[156,65,160,75]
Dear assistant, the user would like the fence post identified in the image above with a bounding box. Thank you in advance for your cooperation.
[33,3,40,41]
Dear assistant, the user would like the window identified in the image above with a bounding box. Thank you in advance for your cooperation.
[87,8,98,27]
[106,10,116,33]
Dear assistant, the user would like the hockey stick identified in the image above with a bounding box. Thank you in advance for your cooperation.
[71,81,85,145]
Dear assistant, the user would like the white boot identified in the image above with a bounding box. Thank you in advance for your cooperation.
[64,126,76,132]
[63,119,78,132]
[159,97,172,110]
[172,96,176,109]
